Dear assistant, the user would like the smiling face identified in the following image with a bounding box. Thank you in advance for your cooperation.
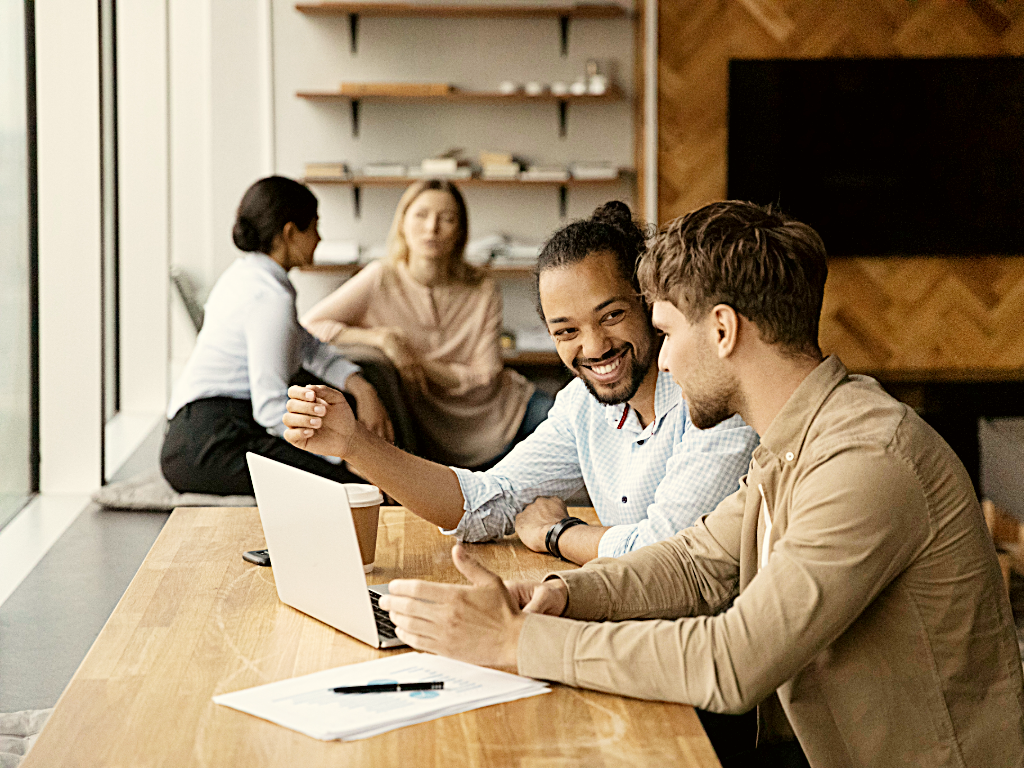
[539,251,657,405]
[651,299,739,429]
[401,190,463,264]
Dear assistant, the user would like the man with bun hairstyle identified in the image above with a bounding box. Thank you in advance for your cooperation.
[368,201,1024,767]
[284,201,757,565]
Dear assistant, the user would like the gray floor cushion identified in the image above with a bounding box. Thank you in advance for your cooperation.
[91,469,255,511]
[0,709,51,768]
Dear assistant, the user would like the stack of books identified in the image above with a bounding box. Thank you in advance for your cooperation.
[570,162,619,180]
[520,164,570,182]
[410,155,472,179]
[313,240,360,265]
[480,151,521,180]
[304,162,349,180]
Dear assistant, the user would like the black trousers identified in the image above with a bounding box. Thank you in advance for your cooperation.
[160,394,360,495]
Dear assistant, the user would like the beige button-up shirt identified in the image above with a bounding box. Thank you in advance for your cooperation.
[518,357,1024,767]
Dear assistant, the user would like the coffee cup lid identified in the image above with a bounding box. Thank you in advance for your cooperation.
[344,483,383,507]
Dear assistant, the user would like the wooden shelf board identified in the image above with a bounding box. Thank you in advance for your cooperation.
[301,261,539,275]
[303,172,632,187]
[296,86,623,102]
[295,3,629,19]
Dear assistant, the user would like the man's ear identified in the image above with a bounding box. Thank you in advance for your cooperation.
[710,304,739,359]
[280,221,298,242]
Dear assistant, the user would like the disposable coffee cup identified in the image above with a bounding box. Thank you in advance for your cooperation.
[345,484,384,573]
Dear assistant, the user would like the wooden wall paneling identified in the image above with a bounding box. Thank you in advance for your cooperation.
[655,0,1024,378]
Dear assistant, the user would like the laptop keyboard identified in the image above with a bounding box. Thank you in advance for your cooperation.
[368,590,398,639]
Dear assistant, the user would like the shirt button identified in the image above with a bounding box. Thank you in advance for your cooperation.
[785,452,794,461]
[637,440,645,446]
[621,496,628,504]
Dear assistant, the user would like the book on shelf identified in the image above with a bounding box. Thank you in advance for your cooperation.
[570,163,619,180]
[481,162,521,179]
[304,162,349,179]
[408,166,473,180]
[361,163,407,177]
[420,156,460,175]
[520,165,570,182]
[337,82,451,97]
[313,240,360,265]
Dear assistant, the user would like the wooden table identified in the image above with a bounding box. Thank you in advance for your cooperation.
[23,506,720,767]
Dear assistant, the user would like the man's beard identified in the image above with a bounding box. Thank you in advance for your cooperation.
[573,334,656,406]
[685,347,741,430]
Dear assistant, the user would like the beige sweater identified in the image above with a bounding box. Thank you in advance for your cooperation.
[518,357,1024,767]
[302,261,534,466]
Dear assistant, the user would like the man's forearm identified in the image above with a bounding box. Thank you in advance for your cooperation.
[346,425,466,530]
[553,524,608,565]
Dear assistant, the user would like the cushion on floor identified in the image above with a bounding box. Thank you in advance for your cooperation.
[0,709,51,768]
[91,469,255,511]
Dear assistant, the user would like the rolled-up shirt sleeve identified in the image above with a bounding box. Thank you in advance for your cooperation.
[443,387,586,542]
[597,412,758,557]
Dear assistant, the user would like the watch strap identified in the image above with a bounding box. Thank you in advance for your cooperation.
[545,516,588,561]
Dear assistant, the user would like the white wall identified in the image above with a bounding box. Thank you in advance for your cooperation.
[118,1,171,415]
[36,3,103,492]
[167,0,275,378]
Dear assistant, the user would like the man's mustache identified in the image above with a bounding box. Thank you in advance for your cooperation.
[574,344,631,368]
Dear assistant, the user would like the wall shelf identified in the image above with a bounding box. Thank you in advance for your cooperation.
[298,87,623,137]
[295,3,628,19]
[295,2,630,54]
[305,171,632,218]
[300,261,540,276]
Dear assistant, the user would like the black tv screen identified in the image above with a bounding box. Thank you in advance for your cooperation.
[728,58,1024,256]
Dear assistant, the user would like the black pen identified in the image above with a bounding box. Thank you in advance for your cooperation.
[332,682,444,694]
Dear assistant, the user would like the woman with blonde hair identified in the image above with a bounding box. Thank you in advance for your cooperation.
[302,179,552,468]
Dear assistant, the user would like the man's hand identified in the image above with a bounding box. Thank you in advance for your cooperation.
[514,497,569,553]
[507,579,569,616]
[343,373,395,443]
[379,543,525,672]
[283,384,357,458]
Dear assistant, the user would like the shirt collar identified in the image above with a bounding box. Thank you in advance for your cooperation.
[756,355,849,464]
[245,253,295,297]
[604,370,681,436]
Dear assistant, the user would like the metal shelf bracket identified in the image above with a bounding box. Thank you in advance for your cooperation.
[349,13,359,54]
[558,100,568,138]
[351,99,360,137]
[560,16,569,56]
[559,185,568,218]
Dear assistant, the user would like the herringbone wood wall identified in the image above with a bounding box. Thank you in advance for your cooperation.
[657,0,1024,378]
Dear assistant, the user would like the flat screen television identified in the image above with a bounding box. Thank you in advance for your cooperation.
[728,58,1024,256]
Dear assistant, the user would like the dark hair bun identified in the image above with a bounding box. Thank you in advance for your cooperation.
[592,200,633,228]
[592,201,646,257]
[232,216,261,252]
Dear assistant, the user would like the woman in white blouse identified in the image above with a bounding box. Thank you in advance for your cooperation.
[161,176,392,494]
[302,179,553,469]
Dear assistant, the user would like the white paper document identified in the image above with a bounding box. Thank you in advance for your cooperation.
[213,652,549,741]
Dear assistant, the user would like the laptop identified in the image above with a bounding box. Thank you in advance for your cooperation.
[245,452,405,649]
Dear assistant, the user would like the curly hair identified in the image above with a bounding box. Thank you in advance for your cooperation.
[535,201,650,318]
[638,200,828,356]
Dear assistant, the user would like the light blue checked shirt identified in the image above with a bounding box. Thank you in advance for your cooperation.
[446,371,759,558]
